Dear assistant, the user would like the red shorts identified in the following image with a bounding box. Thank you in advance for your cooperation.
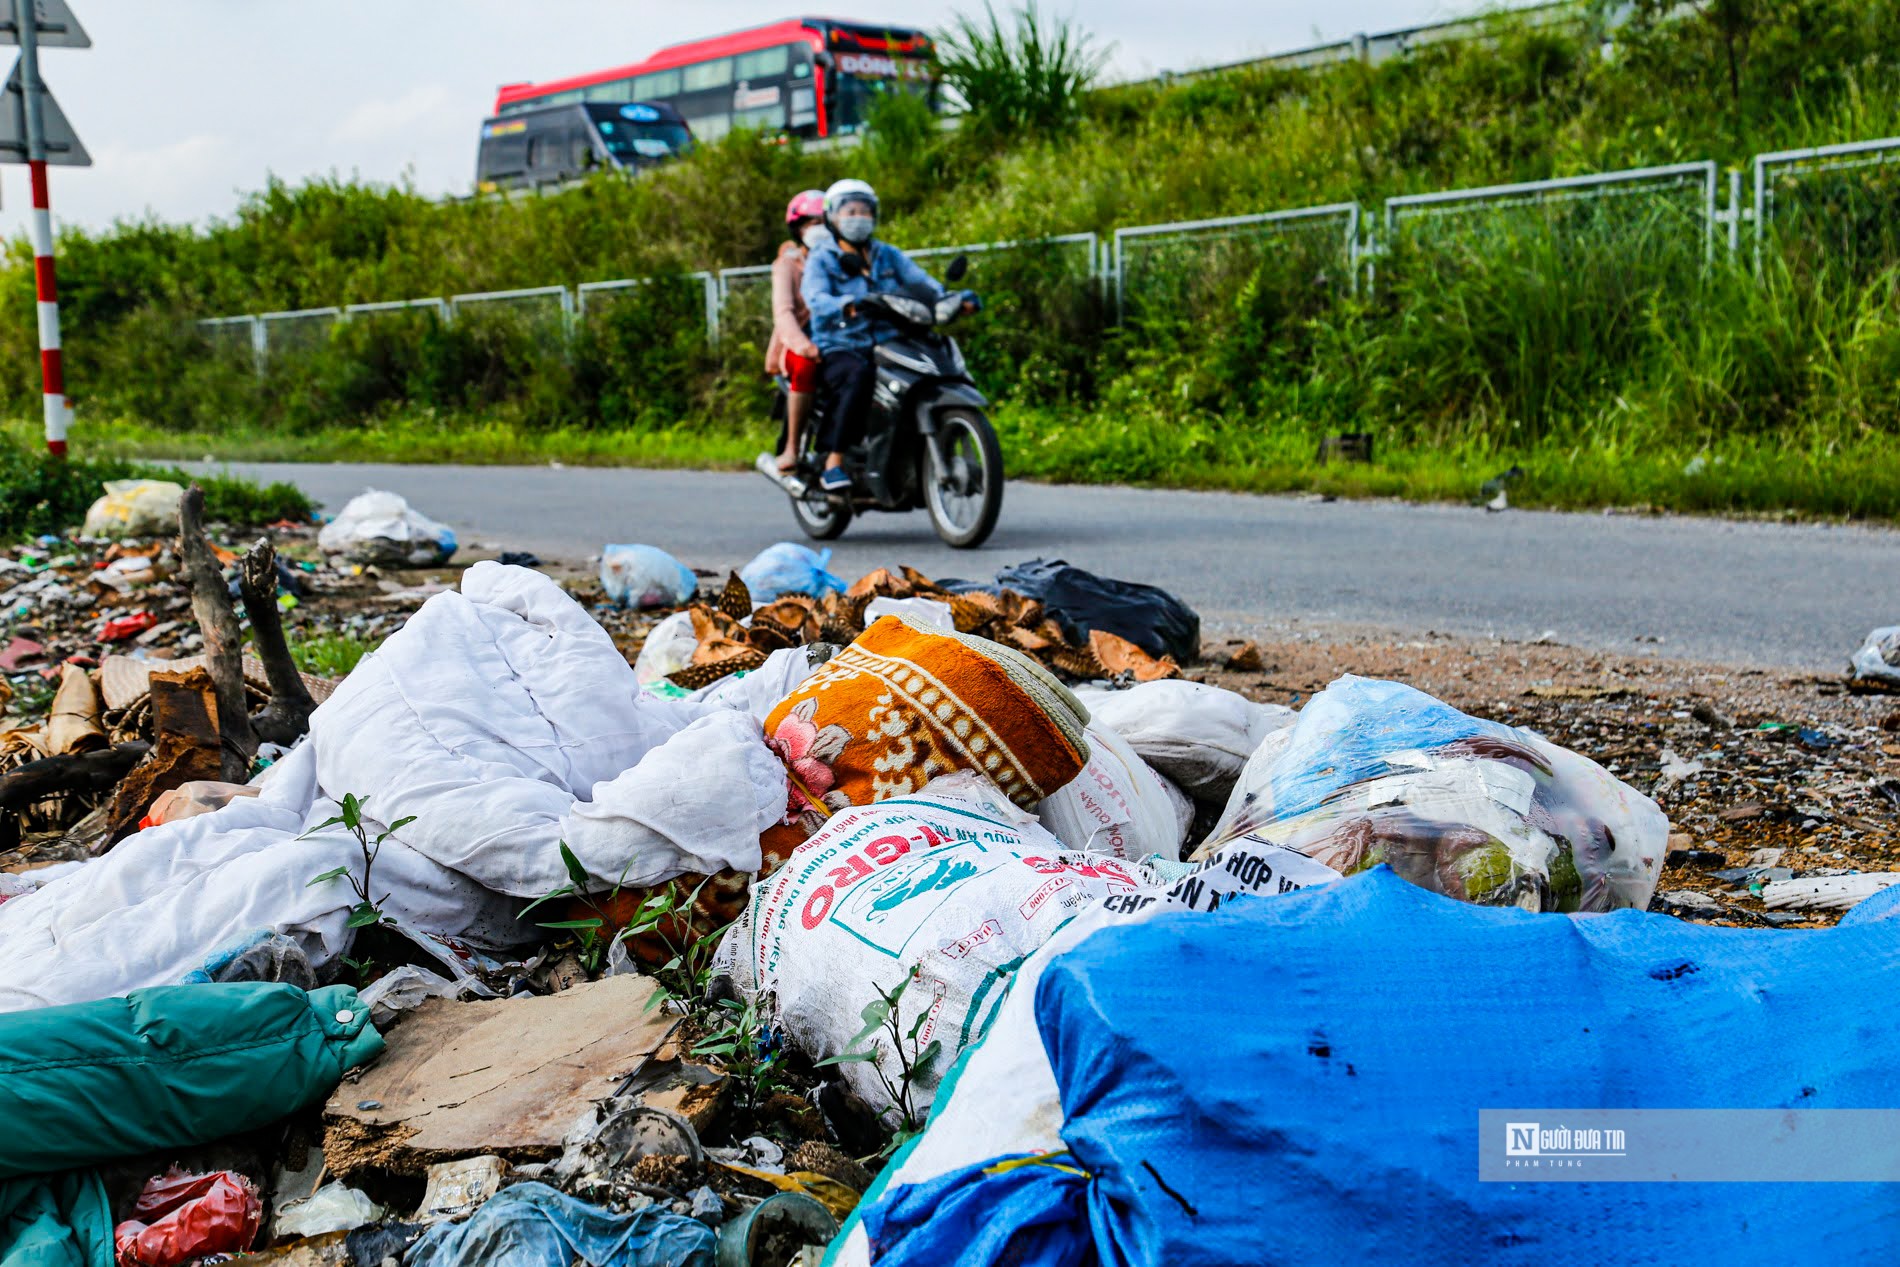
[783,348,821,394]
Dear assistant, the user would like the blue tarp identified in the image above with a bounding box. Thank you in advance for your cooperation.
[863,869,1900,1266]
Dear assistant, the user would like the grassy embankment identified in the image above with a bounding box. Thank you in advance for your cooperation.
[7,1,1900,519]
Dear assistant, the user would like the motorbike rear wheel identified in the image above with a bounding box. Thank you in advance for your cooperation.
[924,408,1004,549]
[791,482,852,541]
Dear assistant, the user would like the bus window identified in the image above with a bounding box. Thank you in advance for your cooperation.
[585,79,631,103]
[547,90,584,106]
[690,111,732,141]
[633,67,681,98]
[733,103,783,131]
[476,129,527,187]
[735,44,790,80]
[682,58,732,91]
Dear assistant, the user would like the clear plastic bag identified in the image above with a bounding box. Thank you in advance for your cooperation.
[143,780,260,827]
[1850,626,1900,685]
[600,544,698,609]
[633,609,698,689]
[1200,675,1667,913]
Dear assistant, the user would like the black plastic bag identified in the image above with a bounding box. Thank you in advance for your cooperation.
[996,558,1201,663]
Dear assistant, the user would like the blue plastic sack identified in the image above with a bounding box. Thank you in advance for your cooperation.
[862,868,1900,1265]
[600,545,698,609]
[407,1183,714,1267]
[739,542,844,602]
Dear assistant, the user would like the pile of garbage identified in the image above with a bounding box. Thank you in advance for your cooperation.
[8,493,1900,1264]
[616,543,1201,695]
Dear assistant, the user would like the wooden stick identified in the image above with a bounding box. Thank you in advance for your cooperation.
[178,486,256,782]
[239,537,318,745]
[0,742,151,819]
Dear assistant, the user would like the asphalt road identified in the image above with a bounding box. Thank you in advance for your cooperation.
[205,462,1899,671]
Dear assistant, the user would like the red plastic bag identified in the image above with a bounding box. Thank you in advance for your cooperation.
[114,1169,261,1266]
[98,611,158,642]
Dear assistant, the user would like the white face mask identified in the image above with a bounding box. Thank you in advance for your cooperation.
[836,214,875,245]
[801,224,833,251]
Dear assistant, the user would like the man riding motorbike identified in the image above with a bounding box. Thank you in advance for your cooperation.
[799,178,968,495]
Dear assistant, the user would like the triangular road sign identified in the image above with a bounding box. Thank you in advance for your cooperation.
[0,0,91,50]
[0,54,88,164]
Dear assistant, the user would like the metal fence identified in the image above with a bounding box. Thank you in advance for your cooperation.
[197,136,1900,366]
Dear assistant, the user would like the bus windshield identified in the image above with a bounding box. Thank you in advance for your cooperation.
[585,104,692,162]
[597,118,691,160]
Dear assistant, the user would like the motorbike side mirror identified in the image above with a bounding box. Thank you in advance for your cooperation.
[945,254,969,283]
[838,252,866,278]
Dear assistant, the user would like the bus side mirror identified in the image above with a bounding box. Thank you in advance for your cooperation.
[945,254,969,283]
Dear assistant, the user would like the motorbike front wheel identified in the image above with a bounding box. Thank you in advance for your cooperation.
[924,408,1004,549]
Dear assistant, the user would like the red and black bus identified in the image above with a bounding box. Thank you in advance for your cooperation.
[492,17,940,143]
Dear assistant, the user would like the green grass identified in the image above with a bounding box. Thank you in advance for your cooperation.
[0,431,315,537]
[290,631,382,679]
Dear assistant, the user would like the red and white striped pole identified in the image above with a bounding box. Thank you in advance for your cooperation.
[16,8,71,457]
[27,159,68,456]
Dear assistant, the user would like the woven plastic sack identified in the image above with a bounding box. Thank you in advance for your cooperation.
[600,544,698,609]
[82,480,184,538]
[717,775,1161,1123]
[1036,725,1188,860]
[853,872,1900,1267]
[1200,675,1667,912]
[739,542,843,602]
[317,490,456,567]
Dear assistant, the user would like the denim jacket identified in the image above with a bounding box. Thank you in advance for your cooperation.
[801,239,945,356]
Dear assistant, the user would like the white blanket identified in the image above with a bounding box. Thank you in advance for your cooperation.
[0,563,791,1012]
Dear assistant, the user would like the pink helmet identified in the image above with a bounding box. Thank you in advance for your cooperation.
[785,189,826,226]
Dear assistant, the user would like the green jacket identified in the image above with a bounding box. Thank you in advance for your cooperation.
[0,982,383,1267]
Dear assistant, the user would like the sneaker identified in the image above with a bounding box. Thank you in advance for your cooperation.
[820,467,852,493]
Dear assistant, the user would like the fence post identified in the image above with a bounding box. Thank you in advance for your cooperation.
[702,272,720,347]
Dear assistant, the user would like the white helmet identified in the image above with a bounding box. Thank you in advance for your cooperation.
[823,178,879,216]
[825,179,879,245]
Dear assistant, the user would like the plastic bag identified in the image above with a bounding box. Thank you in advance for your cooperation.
[996,558,1200,664]
[739,542,844,602]
[1036,724,1188,860]
[358,963,465,1026]
[1850,626,1900,685]
[1200,675,1668,913]
[271,1182,384,1240]
[141,780,260,828]
[1078,679,1294,804]
[633,609,699,690]
[717,774,1163,1122]
[863,596,954,631]
[316,490,457,567]
[600,544,698,609]
[113,1169,261,1266]
[81,480,184,538]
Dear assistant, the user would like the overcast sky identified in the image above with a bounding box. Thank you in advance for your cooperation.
[3,1,1496,239]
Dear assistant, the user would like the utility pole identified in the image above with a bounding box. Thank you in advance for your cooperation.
[0,0,90,457]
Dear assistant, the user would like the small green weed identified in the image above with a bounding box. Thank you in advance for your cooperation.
[816,973,943,1157]
[304,791,411,931]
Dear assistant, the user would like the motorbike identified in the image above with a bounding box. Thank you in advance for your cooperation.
[753,254,1004,549]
